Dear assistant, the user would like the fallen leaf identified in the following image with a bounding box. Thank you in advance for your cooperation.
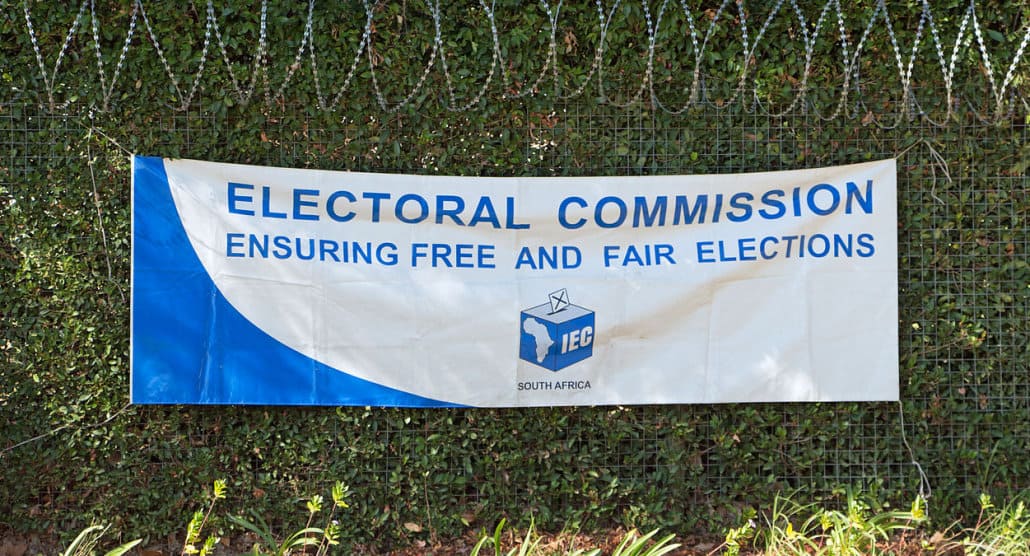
[0,542,28,556]
[404,522,423,533]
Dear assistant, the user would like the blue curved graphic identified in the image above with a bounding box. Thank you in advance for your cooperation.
[131,156,462,407]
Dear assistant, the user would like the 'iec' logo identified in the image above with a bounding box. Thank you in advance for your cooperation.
[519,289,595,371]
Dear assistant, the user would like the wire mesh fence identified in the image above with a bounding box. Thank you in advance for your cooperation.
[3,88,1026,542]
[1,1,1028,547]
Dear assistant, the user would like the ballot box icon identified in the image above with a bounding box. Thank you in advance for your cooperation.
[519,291,595,371]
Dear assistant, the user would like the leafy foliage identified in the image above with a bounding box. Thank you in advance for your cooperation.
[940,493,1030,555]
[60,524,140,556]
[0,1,1028,552]
[757,491,926,555]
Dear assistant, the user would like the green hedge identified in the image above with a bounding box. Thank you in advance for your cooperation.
[1,1,1028,550]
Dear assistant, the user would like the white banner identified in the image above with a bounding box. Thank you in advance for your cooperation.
[131,156,898,406]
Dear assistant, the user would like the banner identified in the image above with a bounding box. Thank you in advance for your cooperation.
[131,156,898,406]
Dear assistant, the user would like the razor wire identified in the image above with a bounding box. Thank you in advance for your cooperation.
[14,0,1030,120]
[3,4,1029,534]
